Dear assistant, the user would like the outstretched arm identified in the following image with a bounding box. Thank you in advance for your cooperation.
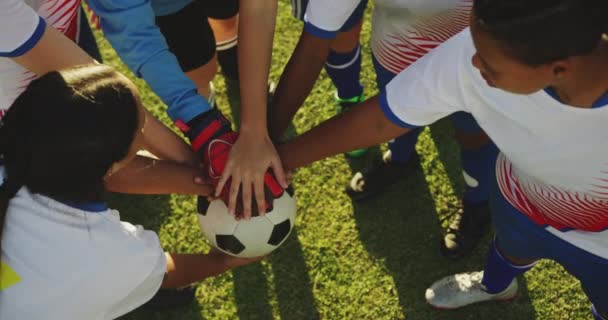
[277,96,412,171]
[268,31,332,139]
[87,0,212,124]
[161,249,261,289]
[214,0,287,218]
[105,155,212,196]
[12,24,96,74]
[2,0,95,72]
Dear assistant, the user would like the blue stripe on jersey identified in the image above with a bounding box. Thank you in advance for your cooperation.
[62,201,108,213]
[0,17,46,58]
[592,92,608,108]
[304,22,338,39]
[544,87,608,108]
[379,91,420,129]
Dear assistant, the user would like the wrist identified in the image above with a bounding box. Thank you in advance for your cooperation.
[239,123,268,137]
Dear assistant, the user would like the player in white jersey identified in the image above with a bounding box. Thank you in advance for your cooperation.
[275,0,608,318]
[273,0,495,259]
[1,0,289,220]
[0,0,225,194]
[0,65,259,319]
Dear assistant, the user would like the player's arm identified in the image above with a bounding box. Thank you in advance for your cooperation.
[139,103,198,166]
[277,96,412,171]
[12,24,96,74]
[161,249,261,288]
[268,32,333,139]
[213,0,288,219]
[86,0,212,125]
[278,30,477,171]
[105,155,212,196]
[1,0,95,73]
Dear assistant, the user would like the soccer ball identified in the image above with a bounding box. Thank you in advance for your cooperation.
[197,189,297,258]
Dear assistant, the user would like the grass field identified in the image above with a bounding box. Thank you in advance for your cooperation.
[93,1,592,319]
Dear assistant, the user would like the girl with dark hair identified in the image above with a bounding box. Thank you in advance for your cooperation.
[0,64,258,320]
[272,0,608,318]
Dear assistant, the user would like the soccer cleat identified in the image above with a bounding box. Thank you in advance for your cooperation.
[426,271,518,309]
[439,200,491,259]
[346,150,418,201]
[335,92,368,158]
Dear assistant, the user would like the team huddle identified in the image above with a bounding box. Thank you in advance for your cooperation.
[1,0,607,319]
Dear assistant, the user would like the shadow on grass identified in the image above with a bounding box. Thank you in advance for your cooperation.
[232,220,320,320]
[347,123,537,319]
[233,262,274,320]
[270,229,320,320]
[108,193,173,232]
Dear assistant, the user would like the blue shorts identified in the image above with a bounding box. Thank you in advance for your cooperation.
[291,0,367,34]
[490,167,608,312]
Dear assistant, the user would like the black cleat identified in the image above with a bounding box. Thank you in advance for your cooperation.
[346,150,418,201]
[440,200,491,259]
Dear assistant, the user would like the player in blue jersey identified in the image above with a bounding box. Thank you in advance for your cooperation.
[274,0,608,318]
[86,0,289,220]
[270,0,497,259]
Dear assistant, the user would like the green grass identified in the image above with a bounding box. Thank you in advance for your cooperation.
[94,1,591,319]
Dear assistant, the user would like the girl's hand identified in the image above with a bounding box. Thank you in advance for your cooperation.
[215,130,287,220]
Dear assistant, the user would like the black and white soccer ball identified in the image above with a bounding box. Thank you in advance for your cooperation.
[197,189,296,258]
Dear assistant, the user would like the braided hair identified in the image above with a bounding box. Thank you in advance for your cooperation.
[0,64,139,271]
[473,0,608,66]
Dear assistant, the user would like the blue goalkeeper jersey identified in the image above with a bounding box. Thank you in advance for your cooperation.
[87,0,208,123]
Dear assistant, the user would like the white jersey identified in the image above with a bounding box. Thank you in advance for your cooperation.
[371,0,471,74]
[302,0,471,74]
[0,0,82,114]
[0,177,166,319]
[382,29,608,258]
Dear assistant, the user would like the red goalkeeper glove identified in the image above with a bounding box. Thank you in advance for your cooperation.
[176,109,284,216]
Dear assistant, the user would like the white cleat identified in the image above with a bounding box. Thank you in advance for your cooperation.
[425,271,518,309]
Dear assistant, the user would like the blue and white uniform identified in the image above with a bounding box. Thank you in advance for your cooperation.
[298,0,472,86]
[0,0,82,115]
[383,29,608,309]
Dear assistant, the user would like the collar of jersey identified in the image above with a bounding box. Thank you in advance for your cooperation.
[60,200,108,213]
[544,87,608,108]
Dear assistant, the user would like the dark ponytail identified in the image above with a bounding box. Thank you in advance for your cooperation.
[473,0,608,66]
[0,65,139,274]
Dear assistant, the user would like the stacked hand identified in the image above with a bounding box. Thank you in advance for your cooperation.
[177,109,286,219]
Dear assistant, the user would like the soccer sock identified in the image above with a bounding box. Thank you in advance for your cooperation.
[325,45,364,100]
[482,239,535,294]
[592,305,607,320]
[217,36,239,81]
[461,141,499,205]
[388,129,423,164]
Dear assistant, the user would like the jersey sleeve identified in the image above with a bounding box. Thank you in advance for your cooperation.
[102,220,167,319]
[380,30,475,128]
[86,0,211,123]
[303,0,360,39]
[106,246,166,319]
[0,0,46,57]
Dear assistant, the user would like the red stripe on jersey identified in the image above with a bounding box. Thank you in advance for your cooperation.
[496,154,608,232]
[373,1,472,74]
[40,0,80,41]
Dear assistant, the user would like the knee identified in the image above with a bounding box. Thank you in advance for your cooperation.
[185,58,218,97]
[330,21,363,53]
